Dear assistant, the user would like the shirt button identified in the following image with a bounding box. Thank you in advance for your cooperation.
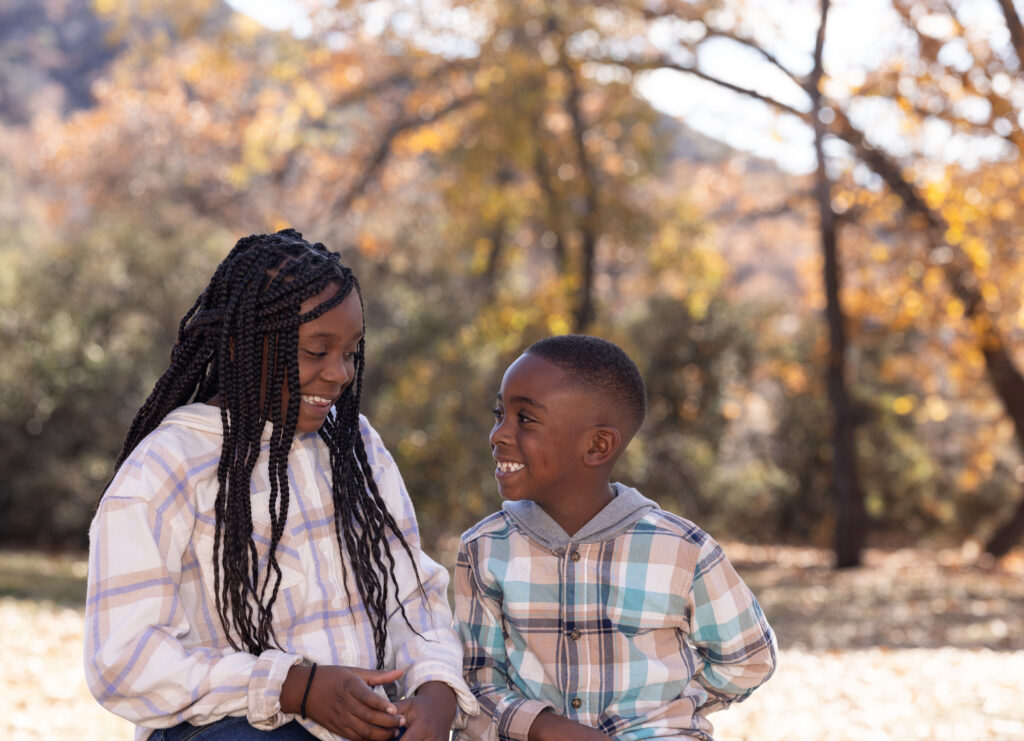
[571,697,582,709]
[570,550,580,562]
[570,628,581,641]
[332,597,342,608]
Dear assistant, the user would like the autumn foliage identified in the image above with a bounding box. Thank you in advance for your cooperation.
[1,0,1023,563]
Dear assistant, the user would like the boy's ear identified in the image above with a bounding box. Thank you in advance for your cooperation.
[583,426,622,467]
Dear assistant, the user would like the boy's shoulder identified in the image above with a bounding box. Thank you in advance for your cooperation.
[459,509,515,546]
[635,506,714,548]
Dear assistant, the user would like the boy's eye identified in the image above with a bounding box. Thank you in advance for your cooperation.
[517,411,535,424]
[492,406,504,419]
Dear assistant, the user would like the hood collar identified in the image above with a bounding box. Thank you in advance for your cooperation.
[501,483,657,550]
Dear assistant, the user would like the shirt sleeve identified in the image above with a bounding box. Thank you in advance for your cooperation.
[686,537,777,713]
[454,536,555,741]
[84,446,303,731]
[362,422,479,719]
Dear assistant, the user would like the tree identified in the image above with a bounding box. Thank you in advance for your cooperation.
[578,0,1024,559]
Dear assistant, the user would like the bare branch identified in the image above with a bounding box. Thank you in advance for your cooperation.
[323,92,478,218]
[701,28,808,94]
[327,57,477,110]
[995,0,1024,68]
[591,53,809,119]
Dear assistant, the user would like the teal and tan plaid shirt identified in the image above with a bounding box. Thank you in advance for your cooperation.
[454,490,777,741]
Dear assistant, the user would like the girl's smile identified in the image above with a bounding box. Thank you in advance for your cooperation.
[291,285,364,434]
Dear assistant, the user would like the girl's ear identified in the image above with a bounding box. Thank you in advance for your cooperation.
[583,426,622,467]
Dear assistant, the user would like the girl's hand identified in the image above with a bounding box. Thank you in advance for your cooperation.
[283,664,405,741]
[527,710,612,741]
[391,681,457,741]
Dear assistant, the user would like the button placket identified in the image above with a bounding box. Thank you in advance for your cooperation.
[562,542,587,717]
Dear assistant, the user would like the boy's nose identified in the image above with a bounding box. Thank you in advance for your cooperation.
[489,419,509,447]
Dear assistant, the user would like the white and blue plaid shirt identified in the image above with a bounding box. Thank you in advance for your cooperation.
[85,404,476,740]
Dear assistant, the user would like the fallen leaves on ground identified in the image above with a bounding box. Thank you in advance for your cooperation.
[2,544,1022,739]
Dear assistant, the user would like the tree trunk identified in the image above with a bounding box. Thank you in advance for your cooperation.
[981,341,1024,556]
[811,0,865,568]
[560,35,599,332]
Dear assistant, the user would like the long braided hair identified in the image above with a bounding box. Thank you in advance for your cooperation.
[106,229,421,666]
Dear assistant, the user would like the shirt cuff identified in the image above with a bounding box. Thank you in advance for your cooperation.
[404,660,480,718]
[499,697,556,741]
[247,649,304,729]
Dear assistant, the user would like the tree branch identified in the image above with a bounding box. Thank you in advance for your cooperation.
[323,92,477,218]
[995,0,1024,68]
[591,53,809,119]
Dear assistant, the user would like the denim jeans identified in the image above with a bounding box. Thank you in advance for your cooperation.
[150,717,317,740]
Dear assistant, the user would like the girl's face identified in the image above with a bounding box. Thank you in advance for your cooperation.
[287,284,364,434]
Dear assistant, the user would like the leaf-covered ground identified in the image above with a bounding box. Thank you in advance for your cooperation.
[3,544,1022,740]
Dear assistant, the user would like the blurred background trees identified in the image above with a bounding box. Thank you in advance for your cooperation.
[2,0,1022,565]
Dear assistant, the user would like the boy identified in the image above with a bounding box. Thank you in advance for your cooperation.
[454,335,776,741]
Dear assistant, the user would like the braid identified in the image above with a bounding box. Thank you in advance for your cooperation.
[105,229,424,661]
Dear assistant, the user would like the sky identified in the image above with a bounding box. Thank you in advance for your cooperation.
[224,0,1015,175]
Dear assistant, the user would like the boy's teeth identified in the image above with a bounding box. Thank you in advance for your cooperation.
[497,461,524,473]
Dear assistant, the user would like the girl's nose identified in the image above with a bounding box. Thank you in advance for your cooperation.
[322,354,351,385]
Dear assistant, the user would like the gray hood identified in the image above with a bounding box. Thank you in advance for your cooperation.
[501,483,658,550]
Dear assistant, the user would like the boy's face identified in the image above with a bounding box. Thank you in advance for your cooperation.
[490,353,598,507]
[288,284,363,434]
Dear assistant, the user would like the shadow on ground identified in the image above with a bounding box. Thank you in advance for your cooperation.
[725,542,1024,652]
[0,551,88,606]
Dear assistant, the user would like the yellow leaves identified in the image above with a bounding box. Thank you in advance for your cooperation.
[924,395,949,422]
[721,400,742,420]
[781,363,808,395]
[902,289,923,318]
[922,266,945,293]
[923,180,947,210]
[869,243,889,263]
[945,298,965,320]
[546,315,571,335]
[399,125,447,154]
[893,395,916,415]
[960,236,990,271]
[294,80,326,120]
[357,234,384,259]
[994,199,1015,220]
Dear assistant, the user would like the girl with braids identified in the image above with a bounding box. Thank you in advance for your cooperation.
[85,229,476,741]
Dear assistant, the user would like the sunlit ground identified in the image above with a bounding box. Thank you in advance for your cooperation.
[3,545,1023,740]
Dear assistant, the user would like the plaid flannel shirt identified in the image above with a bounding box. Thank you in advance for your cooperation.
[85,404,476,740]
[454,494,776,741]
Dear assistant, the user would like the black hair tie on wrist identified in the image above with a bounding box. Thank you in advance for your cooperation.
[300,663,318,719]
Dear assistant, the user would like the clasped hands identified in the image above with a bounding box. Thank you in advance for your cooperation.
[283,664,456,741]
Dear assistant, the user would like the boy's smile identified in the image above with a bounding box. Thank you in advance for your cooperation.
[491,353,615,528]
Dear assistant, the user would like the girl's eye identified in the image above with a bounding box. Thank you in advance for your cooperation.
[303,349,327,358]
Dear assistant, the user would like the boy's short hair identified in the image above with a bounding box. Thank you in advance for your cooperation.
[525,334,647,436]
